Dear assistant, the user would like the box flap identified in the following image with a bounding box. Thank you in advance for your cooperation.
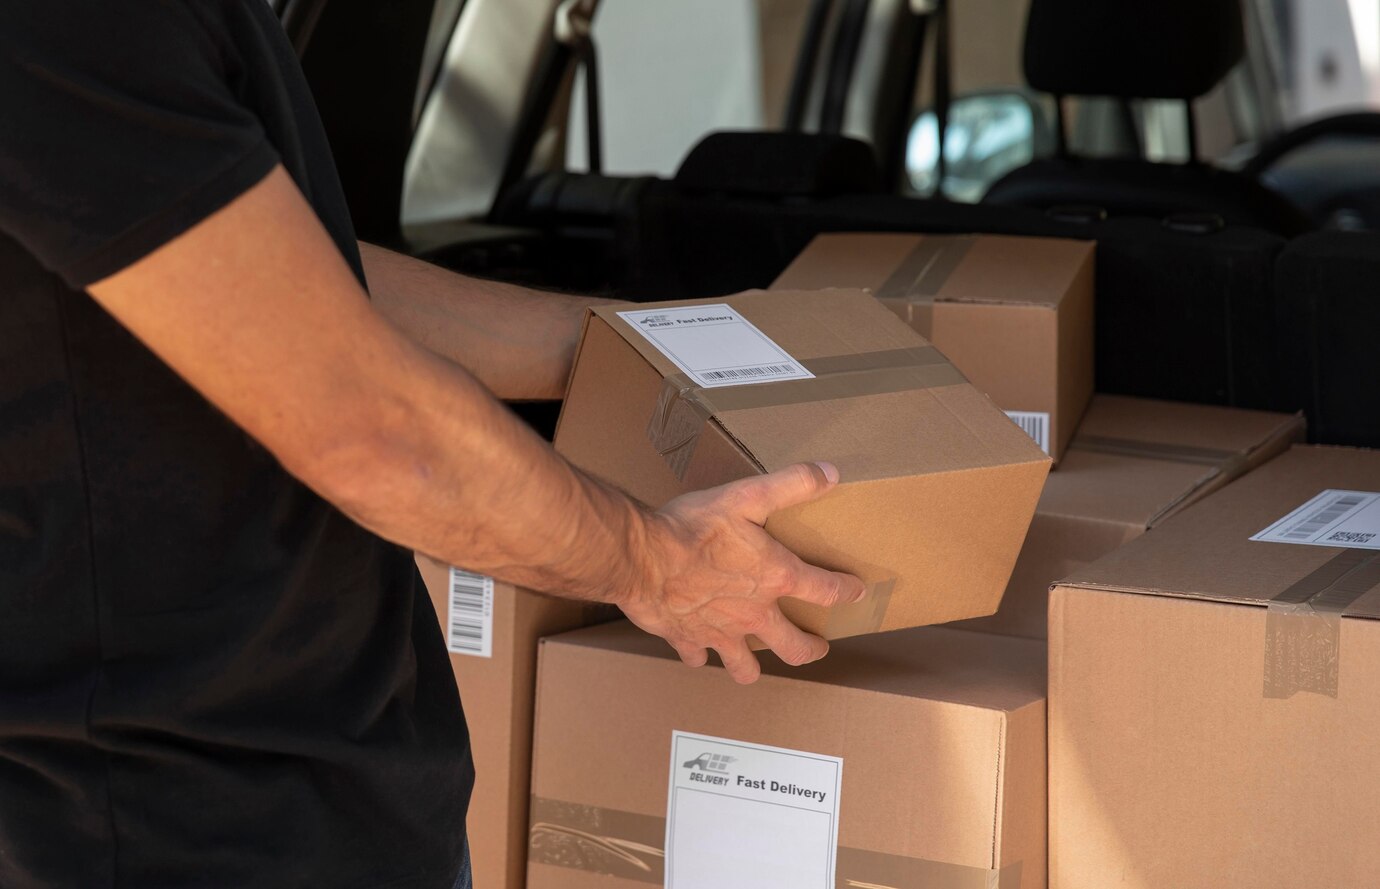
[771,232,1092,310]
[592,290,1049,485]
[1060,446,1380,620]
[548,620,1046,713]
[1040,395,1306,528]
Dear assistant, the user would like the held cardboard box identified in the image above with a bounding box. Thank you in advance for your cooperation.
[953,395,1305,638]
[771,233,1094,461]
[554,289,1050,640]
[415,556,618,889]
[1049,446,1380,889]
[527,621,1046,889]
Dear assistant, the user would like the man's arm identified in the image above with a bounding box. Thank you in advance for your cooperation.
[359,242,610,401]
[87,167,865,684]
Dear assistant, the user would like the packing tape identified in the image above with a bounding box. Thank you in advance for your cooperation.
[1069,435,1243,468]
[647,346,967,481]
[875,236,976,301]
[528,797,1022,888]
[1263,549,1380,699]
[824,577,897,638]
[873,236,976,336]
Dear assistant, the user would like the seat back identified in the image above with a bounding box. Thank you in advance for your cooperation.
[1276,232,1380,446]
[984,0,1307,235]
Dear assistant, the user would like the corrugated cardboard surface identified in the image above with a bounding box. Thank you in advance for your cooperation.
[770,233,1094,461]
[555,289,1050,639]
[953,396,1305,638]
[527,621,1047,889]
[1049,446,1380,889]
[416,556,617,889]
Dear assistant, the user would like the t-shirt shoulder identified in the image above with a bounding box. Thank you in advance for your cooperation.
[0,2,281,288]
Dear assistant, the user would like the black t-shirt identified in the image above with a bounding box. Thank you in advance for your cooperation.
[0,2,472,886]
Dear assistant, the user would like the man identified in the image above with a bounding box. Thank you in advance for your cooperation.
[0,2,864,887]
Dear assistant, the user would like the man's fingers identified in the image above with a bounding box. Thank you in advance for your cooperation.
[785,563,868,608]
[753,608,830,667]
[713,640,762,685]
[671,640,709,668]
[731,461,840,525]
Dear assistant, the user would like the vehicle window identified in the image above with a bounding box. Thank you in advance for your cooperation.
[903,0,1044,201]
[1257,0,1380,123]
[567,0,808,176]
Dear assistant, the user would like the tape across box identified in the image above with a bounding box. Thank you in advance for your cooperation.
[771,233,1094,461]
[1049,446,1380,889]
[415,556,617,889]
[954,395,1305,639]
[527,621,1046,889]
[554,289,1051,639]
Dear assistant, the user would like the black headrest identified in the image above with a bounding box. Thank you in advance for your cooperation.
[1024,0,1244,100]
[675,132,881,197]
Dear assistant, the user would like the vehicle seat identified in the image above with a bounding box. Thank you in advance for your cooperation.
[983,0,1309,236]
[1276,231,1380,447]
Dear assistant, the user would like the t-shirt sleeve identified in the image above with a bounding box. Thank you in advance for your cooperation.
[0,2,281,288]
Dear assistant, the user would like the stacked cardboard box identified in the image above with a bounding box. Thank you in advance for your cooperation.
[554,289,1049,637]
[527,621,1046,889]
[415,557,617,889]
[954,395,1306,638]
[1050,446,1380,887]
[772,232,1094,461]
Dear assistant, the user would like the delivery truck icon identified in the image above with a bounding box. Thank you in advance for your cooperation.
[683,752,736,773]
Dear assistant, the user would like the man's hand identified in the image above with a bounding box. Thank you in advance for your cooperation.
[620,462,867,684]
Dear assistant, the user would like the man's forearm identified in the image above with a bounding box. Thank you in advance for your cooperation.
[325,325,652,602]
[360,242,617,402]
[89,167,863,683]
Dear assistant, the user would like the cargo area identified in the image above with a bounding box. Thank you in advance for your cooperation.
[214,1,1380,886]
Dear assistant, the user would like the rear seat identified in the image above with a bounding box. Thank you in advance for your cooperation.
[492,132,1287,411]
[1276,231,1380,447]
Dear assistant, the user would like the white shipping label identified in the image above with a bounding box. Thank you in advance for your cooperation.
[616,305,814,389]
[446,568,494,657]
[665,731,842,889]
[1005,410,1051,455]
[1251,489,1380,549]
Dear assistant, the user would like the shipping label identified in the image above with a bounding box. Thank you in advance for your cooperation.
[446,568,494,657]
[616,305,814,389]
[1251,489,1380,549]
[665,731,842,889]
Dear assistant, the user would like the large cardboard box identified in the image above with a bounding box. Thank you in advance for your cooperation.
[554,289,1050,639]
[527,621,1046,889]
[1049,446,1380,889]
[953,395,1305,638]
[771,233,1094,461]
[416,556,617,889]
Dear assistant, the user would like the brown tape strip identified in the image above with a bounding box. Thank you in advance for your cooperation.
[528,797,1021,888]
[874,236,976,303]
[1069,435,1242,467]
[647,346,966,480]
[1264,549,1380,699]
[824,578,897,638]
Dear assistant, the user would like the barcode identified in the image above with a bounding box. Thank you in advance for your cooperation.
[700,364,799,382]
[1282,494,1366,540]
[447,568,494,658]
[1004,411,1051,455]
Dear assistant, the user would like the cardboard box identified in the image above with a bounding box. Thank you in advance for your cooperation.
[416,556,618,889]
[771,233,1094,462]
[1049,446,1380,889]
[554,289,1050,639]
[527,621,1046,889]
[952,395,1305,639]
